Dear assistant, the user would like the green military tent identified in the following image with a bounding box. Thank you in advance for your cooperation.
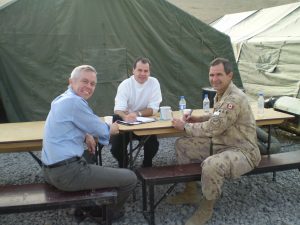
[0,0,240,122]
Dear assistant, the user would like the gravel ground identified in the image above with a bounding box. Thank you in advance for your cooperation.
[0,129,300,225]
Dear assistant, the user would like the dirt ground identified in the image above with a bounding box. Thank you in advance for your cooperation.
[167,0,298,23]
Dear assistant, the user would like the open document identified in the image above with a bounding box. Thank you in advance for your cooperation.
[117,117,156,125]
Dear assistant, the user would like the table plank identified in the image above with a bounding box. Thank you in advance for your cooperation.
[0,121,44,152]
[125,108,294,136]
[0,121,45,143]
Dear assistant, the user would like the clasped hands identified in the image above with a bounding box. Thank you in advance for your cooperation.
[85,122,119,154]
[172,114,201,131]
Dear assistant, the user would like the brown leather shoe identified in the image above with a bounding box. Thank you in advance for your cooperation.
[111,210,125,221]
[90,209,124,224]
[74,206,124,223]
[73,207,89,223]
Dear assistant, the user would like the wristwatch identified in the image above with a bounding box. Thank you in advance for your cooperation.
[137,111,142,117]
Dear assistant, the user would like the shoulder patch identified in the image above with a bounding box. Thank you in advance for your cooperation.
[227,103,234,110]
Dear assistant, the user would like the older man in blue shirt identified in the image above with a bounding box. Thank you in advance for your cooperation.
[42,65,137,221]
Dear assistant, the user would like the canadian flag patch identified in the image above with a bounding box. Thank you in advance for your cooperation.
[227,103,234,109]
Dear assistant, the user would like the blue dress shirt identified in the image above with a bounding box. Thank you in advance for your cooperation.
[42,88,110,165]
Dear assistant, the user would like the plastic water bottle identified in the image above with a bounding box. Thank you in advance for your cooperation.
[179,96,186,114]
[257,91,265,116]
[203,94,210,114]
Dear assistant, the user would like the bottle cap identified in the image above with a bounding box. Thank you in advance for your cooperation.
[205,94,208,98]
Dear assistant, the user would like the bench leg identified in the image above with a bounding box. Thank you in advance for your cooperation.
[104,205,115,225]
[154,183,177,209]
[28,151,43,167]
[96,143,104,166]
[149,184,155,225]
[142,180,147,212]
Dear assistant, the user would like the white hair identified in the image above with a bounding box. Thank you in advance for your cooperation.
[70,65,97,81]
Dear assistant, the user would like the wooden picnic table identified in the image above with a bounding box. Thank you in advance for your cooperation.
[0,107,294,154]
[117,107,294,136]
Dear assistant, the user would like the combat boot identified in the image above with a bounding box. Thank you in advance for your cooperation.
[185,198,216,225]
[166,182,202,205]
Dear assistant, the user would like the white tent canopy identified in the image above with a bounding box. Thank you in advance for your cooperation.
[211,2,300,101]
[211,10,256,34]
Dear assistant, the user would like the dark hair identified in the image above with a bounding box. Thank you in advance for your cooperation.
[133,57,151,69]
[210,57,232,74]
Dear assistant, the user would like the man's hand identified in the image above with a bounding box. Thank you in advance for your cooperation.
[85,133,96,154]
[124,112,137,123]
[185,115,201,123]
[183,114,208,123]
[172,118,185,131]
[110,122,119,135]
[182,113,191,122]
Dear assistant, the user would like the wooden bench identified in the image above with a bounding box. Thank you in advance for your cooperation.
[0,183,117,225]
[136,150,300,225]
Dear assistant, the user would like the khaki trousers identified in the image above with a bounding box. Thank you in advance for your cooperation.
[175,137,253,200]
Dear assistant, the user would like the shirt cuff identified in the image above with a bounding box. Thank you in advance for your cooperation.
[184,123,192,136]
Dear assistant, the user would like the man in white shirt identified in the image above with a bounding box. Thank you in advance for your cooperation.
[111,57,162,167]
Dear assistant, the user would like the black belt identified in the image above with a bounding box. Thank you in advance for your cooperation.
[43,156,81,169]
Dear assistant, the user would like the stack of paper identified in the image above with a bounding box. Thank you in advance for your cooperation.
[136,117,156,123]
[117,117,156,125]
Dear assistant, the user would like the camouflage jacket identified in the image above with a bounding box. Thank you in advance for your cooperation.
[185,82,261,167]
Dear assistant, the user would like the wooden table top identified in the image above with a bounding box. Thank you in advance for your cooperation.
[0,107,294,152]
[0,121,45,143]
[0,121,45,152]
[118,108,294,135]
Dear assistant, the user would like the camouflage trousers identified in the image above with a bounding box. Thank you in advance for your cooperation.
[175,136,253,200]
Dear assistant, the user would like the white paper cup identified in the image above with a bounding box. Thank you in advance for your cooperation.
[160,106,173,120]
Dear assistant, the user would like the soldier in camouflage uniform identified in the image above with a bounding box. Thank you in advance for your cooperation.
[168,58,261,225]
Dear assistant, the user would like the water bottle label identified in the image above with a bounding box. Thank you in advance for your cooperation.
[203,96,210,113]
[203,106,209,113]
[179,105,186,111]
[257,94,264,115]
